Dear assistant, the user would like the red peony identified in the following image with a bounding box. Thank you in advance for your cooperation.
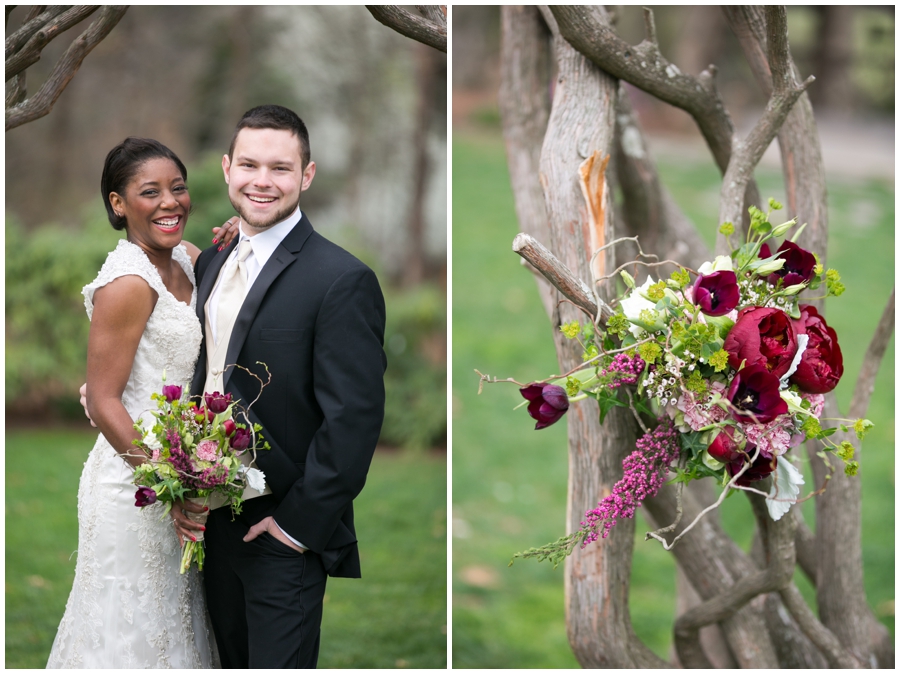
[724,307,797,378]
[790,305,843,393]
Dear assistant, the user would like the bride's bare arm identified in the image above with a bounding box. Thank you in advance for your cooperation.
[86,276,156,468]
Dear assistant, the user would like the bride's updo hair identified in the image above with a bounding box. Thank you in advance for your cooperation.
[101,138,188,230]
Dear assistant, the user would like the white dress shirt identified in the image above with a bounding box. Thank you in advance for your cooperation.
[207,207,304,344]
[208,206,307,551]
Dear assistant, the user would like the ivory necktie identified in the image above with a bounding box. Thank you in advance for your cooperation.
[215,239,252,345]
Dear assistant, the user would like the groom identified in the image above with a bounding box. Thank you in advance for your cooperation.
[176,104,386,668]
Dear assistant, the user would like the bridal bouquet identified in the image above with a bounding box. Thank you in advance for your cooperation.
[504,201,873,564]
[132,370,271,573]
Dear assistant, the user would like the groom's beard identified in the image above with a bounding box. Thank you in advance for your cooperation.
[231,197,300,231]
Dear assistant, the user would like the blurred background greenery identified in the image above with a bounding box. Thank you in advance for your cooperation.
[5,5,446,667]
[452,5,893,668]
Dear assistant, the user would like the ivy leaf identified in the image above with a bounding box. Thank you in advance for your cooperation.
[595,389,627,425]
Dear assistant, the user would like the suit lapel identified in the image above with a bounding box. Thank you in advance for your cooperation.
[221,213,315,389]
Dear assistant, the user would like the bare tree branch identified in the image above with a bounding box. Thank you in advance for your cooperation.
[6,6,98,81]
[5,6,67,59]
[512,233,603,321]
[717,6,814,232]
[779,584,863,668]
[365,5,446,53]
[722,6,829,265]
[6,5,127,131]
[850,287,895,418]
[549,4,762,230]
[673,486,796,667]
[643,484,780,667]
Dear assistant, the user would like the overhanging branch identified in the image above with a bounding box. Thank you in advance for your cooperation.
[6,5,127,131]
[365,5,446,53]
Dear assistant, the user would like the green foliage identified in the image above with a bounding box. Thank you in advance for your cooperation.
[5,214,122,412]
[379,283,447,451]
[510,530,587,569]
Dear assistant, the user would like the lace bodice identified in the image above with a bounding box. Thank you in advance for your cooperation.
[83,239,202,413]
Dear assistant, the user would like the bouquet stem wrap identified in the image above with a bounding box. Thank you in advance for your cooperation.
[184,496,210,542]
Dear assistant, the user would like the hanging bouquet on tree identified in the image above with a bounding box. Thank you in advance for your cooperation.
[484,201,873,567]
[131,364,272,573]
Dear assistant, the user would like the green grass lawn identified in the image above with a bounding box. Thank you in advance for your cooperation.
[451,130,894,667]
[6,429,447,668]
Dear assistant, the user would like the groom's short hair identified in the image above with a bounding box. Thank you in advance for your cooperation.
[228,105,311,169]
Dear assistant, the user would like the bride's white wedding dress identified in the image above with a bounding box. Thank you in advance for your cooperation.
[47,240,215,669]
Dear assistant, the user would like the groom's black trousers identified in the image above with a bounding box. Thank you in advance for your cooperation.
[204,495,327,668]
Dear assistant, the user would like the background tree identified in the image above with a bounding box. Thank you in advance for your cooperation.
[495,5,892,667]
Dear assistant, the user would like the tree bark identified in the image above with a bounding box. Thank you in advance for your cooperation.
[498,6,556,317]
[535,8,665,667]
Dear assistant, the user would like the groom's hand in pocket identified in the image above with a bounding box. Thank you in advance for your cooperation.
[170,498,207,547]
[243,516,305,553]
[78,383,97,427]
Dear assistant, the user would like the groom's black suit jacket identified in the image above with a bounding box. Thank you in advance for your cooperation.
[190,212,386,578]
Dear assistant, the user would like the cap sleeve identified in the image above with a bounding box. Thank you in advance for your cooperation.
[83,240,165,319]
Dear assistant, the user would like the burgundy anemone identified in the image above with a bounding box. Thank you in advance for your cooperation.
[767,240,816,287]
[790,305,843,393]
[727,363,788,424]
[693,270,740,316]
[520,383,570,430]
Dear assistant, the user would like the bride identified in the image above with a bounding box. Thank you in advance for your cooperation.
[47,138,235,668]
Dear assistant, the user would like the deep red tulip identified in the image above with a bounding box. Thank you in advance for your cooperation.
[162,384,182,402]
[222,418,236,436]
[134,486,157,507]
[708,426,743,464]
[520,383,569,430]
[230,427,252,450]
[727,451,777,486]
[204,391,232,414]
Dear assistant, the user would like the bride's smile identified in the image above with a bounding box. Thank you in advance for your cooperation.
[109,157,190,254]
